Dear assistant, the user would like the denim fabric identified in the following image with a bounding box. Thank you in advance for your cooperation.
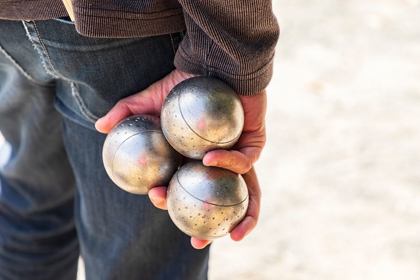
[0,19,209,280]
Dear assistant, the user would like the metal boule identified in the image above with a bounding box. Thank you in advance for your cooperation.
[161,76,245,159]
[102,115,182,195]
[167,161,249,240]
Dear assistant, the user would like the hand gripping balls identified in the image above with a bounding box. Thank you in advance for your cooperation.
[102,115,182,195]
[161,76,245,159]
[167,161,249,240]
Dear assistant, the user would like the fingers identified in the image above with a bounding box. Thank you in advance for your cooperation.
[148,167,262,246]
[95,92,161,134]
[95,100,135,133]
[191,238,212,249]
[202,147,260,174]
[203,150,251,174]
[95,69,197,134]
[230,216,257,241]
[230,167,261,241]
[149,185,213,249]
[148,186,168,210]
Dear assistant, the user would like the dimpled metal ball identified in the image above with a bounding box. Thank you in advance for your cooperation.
[102,115,182,195]
[161,76,244,159]
[167,161,249,240]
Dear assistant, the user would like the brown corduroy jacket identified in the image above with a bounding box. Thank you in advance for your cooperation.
[0,0,279,95]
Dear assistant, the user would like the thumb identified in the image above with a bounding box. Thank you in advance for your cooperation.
[95,70,197,134]
[95,99,138,133]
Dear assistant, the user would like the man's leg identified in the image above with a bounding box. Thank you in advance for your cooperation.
[0,20,79,280]
[22,19,210,280]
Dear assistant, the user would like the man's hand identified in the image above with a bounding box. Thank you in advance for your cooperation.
[202,91,267,175]
[95,69,196,132]
[149,166,261,249]
[95,69,266,249]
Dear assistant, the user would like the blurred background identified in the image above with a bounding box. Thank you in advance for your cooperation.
[209,0,420,279]
[1,0,419,279]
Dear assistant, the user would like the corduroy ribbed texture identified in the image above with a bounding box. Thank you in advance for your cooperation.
[174,0,279,95]
[72,0,186,38]
[0,0,279,95]
[0,0,68,20]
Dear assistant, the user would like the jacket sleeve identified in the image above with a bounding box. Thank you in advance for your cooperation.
[174,0,279,96]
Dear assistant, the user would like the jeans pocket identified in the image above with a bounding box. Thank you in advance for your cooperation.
[57,33,185,127]
[65,33,182,123]
[26,17,186,128]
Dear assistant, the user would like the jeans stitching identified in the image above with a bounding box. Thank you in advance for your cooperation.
[0,44,55,88]
[169,34,176,55]
[70,83,99,122]
[22,21,59,79]
[22,20,100,122]
[32,21,62,78]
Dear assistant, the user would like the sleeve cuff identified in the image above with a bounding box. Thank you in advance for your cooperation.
[174,44,275,96]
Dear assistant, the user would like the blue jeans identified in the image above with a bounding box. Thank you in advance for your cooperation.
[0,19,209,280]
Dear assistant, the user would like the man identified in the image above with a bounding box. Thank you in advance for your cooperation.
[0,1,279,279]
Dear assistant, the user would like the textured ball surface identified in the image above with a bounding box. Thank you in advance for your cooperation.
[103,115,182,195]
[161,76,244,159]
[167,161,249,239]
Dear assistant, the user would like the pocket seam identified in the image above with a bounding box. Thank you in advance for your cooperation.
[23,20,100,123]
[70,82,100,122]
[0,44,55,87]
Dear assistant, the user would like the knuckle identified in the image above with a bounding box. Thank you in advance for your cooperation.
[227,158,235,168]
[115,99,126,107]
[253,153,261,164]
[238,160,252,174]
[244,161,252,173]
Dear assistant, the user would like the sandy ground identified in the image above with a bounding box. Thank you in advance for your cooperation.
[208,0,420,279]
[1,0,420,279]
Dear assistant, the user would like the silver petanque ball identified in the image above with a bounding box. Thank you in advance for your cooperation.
[161,76,245,159]
[167,161,249,240]
[102,115,182,195]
